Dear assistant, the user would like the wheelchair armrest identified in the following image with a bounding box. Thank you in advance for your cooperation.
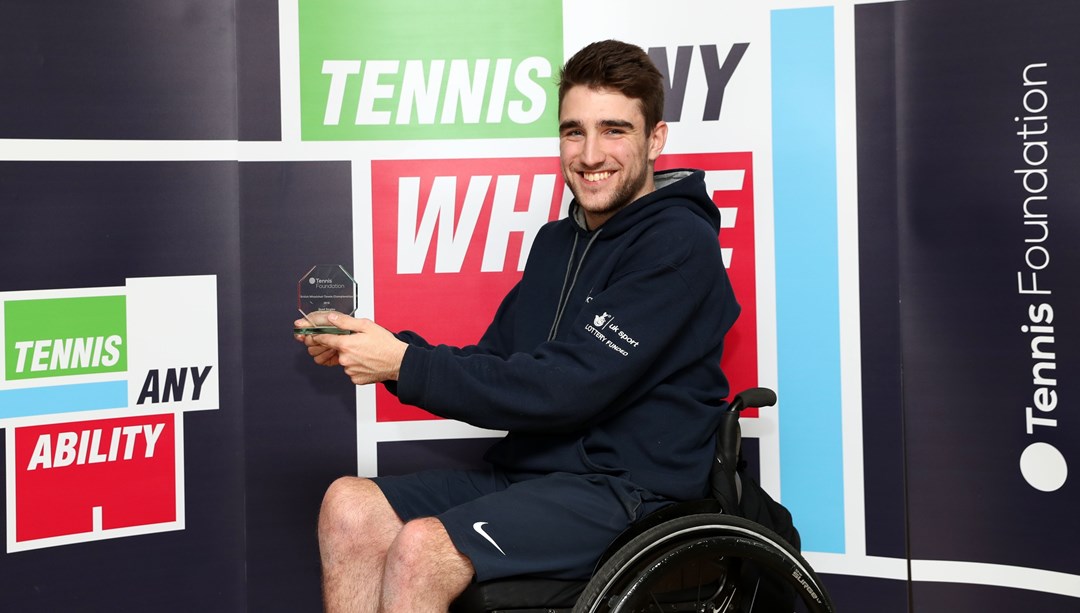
[729,387,777,413]
[714,387,777,513]
[721,388,777,470]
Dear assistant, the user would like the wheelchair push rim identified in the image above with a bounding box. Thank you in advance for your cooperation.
[574,514,834,613]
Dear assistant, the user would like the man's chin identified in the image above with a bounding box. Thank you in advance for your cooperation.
[569,181,639,217]
[575,196,614,215]
[580,198,635,222]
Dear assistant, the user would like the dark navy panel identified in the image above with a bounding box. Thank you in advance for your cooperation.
[237,0,281,141]
[818,574,909,613]
[0,0,237,140]
[378,438,499,476]
[239,161,356,612]
[853,0,909,561]
[913,580,1079,611]
[0,161,245,612]
[895,0,1080,575]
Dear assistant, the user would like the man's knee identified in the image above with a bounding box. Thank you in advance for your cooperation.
[319,477,399,549]
[387,517,474,581]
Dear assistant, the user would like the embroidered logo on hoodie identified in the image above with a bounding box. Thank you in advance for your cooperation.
[593,312,612,327]
[584,312,639,357]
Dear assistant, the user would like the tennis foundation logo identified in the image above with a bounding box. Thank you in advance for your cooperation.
[1,276,218,552]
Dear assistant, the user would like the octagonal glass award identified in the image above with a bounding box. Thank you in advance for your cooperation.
[294,265,358,335]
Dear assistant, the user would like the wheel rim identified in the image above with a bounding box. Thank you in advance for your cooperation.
[583,523,829,613]
[595,539,746,612]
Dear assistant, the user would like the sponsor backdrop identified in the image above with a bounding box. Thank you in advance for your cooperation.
[0,0,1077,610]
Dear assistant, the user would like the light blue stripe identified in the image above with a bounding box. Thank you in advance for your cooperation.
[771,7,845,553]
[0,381,128,419]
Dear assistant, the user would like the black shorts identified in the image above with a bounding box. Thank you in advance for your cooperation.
[373,468,670,582]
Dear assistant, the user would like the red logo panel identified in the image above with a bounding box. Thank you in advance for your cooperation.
[371,153,757,421]
[371,158,566,421]
[13,413,176,543]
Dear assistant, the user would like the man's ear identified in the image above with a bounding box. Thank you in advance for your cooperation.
[647,121,668,162]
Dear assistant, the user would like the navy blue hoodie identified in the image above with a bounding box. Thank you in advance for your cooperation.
[393,168,740,501]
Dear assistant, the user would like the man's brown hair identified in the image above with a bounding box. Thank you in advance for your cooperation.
[558,40,665,135]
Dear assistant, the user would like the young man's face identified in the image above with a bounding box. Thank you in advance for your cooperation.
[558,85,668,229]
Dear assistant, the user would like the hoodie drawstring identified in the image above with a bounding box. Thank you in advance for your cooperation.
[548,229,602,341]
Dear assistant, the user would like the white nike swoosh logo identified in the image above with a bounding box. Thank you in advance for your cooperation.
[472,521,506,556]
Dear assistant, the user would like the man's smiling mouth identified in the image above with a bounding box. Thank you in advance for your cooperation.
[582,171,613,182]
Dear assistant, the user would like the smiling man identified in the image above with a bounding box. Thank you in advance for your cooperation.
[298,40,740,613]
[559,88,665,228]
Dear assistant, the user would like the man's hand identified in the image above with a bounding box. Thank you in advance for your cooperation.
[294,311,342,366]
[294,313,407,385]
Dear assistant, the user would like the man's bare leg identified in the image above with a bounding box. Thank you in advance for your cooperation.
[381,516,474,612]
[318,477,403,613]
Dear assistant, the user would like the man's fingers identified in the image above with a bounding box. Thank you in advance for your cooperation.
[326,313,368,332]
[313,316,374,347]
[312,331,345,349]
[299,310,337,327]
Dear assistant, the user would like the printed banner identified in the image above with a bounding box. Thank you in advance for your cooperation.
[1,276,218,551]
[2,0,1079,609]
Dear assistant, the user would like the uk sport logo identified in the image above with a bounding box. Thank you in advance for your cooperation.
[1,276,218,552]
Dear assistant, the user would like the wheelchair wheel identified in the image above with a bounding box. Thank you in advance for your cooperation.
[573,514,833,613]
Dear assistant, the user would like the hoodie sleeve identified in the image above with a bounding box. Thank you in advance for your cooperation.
[394,217,733,432]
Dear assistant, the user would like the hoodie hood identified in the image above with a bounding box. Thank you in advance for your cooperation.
[549,168,722,340]
[568,168,721,239]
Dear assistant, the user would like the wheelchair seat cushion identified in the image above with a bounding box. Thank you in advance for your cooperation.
[450,577,585,612]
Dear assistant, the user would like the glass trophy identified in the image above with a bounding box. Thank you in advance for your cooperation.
[294,265,358,335]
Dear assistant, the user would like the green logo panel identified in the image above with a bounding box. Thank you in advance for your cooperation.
[5,296,127,380]
[299,0,563,141]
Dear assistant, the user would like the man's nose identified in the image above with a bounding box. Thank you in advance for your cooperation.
[580,134,604,166]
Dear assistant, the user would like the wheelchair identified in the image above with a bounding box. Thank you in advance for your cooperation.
[451,388,835,613]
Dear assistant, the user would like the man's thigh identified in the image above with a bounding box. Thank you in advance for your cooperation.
[438,472,662,582]
[373,468,510,522]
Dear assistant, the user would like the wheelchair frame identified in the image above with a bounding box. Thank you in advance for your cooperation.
[451,388,835,613]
